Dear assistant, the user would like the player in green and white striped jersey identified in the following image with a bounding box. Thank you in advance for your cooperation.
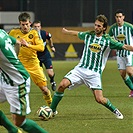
[50,15,133,120]
[108,9,133,97]
[0,29,48,133]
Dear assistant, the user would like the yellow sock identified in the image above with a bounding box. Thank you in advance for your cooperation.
[43,90,52,106]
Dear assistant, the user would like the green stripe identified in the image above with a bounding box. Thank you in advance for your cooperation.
[18,83,27,115]
[1,70,14,86]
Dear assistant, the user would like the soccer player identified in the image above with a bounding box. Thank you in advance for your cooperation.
[50,15,133,119]
[32,20,56,91]
[0,29,48,132]
[9,12,52,106]
[108,9,133,97]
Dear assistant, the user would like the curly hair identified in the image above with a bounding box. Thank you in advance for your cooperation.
[95,14,108,32]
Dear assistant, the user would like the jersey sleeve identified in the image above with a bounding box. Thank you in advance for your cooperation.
[131,25,133,36]
[46,32,51,40]
[78,31,90,40]
[8,29,16,37]
[40,30,51,41]
[28,31,44,52]
[9,35,17,45]
[109,35,124,49]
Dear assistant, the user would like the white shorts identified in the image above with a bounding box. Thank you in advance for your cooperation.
[117,55,133,70]
[0,77,31,116]
[64,66,102,90]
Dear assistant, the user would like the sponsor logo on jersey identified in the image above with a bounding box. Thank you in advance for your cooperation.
[89,43,101,53]
[28,34,33,39]
[116,34,126,41]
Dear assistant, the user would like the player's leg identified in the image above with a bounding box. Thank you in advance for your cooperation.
[46,68,56,91]
[38,83,52,107]
[43,52,56,91]
[87,70,123,119]
[0,83,21,133]
[0,110,20,133]
[117,56,133,97]
[50,68,82,114]
[126,66,133,97]
[119,69,133,89]
[50,78,70,113]
[93,89,123,119]
[123,72,133,97]
[29,64,52,106]
[12,114,48,133]
[5,78,48,133]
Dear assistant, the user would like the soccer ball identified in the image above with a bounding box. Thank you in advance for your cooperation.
[36,105,53,120]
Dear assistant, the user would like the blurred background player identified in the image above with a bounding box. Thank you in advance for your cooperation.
[32,20,56,91]
[108,9,133,97]
[0,29,48,133]
[9,12,52,106]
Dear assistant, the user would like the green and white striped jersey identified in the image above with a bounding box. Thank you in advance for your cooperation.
[0,29,30,86]
[77,31,124,74]
[108,22,133,57]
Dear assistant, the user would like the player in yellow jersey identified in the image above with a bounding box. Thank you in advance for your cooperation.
[9,12,52,106]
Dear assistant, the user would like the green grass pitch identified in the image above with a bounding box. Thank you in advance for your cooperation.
[0,60,133,133]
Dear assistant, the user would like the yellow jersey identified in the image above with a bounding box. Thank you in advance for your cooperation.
[9,28,44,65]
[9,28,47,85]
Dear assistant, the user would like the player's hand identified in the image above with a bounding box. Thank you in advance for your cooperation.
[20,39,29,47]
[51,46,56,52]
[16,39,21,46]
[62,28,68,33]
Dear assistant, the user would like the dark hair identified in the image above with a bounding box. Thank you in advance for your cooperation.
[115,9,125,16]
[18,12,31,21]
[95,14,108,32]
[32,20,41,25]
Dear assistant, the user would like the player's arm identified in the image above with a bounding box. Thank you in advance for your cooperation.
[62,28,79,36]
[20,38,44,52]
[122,44,133,51]
[48,38,55,52]
[109,35,133,51]
[9,35,21,55]
[45,31,55,52]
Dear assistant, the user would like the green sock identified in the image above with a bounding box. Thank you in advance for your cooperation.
[50,92,64,112]
[0,110,18,133]
[103,99,116,112]
[20,119,48,133]
[129,76,133,83]
[124,76,133,90]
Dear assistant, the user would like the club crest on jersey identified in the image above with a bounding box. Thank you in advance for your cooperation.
[89,43,101,53]
[116,34,126,41]
[28,34,33,39]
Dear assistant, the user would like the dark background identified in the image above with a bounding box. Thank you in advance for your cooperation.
[0,0,133,27]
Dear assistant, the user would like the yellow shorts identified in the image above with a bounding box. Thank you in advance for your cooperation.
[22,61,47,87]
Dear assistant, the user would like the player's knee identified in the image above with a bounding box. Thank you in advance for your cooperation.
[58,80,70,92]
[95,97,105,104]
[48,71,54,77]
[58,83,67,92]
[14,120,23,127]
